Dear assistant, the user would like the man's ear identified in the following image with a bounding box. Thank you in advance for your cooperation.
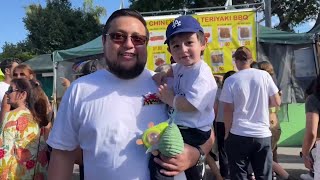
[4,68,10,75]
[30,74,34,80]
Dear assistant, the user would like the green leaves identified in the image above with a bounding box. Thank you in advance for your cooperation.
[129,0,319,32]
[271,0,320,31]
[0,0,105,61]
[23,0,103,54]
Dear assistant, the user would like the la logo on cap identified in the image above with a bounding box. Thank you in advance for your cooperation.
[172,19,181,29]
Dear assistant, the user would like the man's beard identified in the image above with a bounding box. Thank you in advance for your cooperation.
[105,57,146,79]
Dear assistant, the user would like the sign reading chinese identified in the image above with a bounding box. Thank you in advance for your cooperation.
[144,9,257,73]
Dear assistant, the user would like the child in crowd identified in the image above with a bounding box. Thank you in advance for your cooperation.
[151,15,217,180]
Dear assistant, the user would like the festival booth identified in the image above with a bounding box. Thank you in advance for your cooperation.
[51,8,319,146]
[24,54,54,99]
[52,35,105,105]
[257,26,318,146]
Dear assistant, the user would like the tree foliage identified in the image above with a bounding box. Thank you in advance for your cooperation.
[129,0,320,32]
[0,42,34,61]
[82,0,106,24]
[23,0,103,54]
[271,0,320,32]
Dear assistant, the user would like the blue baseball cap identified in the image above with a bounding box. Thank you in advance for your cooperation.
[164,15,204,44]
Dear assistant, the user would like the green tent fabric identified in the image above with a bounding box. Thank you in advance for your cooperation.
[308,23,320,34]
[24,54,53,72]
[53,36,103,62]
[258,25,314,44]
[23,54,53,98]
[52,25,315,62]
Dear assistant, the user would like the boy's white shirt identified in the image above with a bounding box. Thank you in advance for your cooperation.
[171,60,217,131]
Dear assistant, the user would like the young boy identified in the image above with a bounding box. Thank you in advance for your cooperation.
[150,15,217,180]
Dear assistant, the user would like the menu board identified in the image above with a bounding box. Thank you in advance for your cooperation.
[145,9,257,73]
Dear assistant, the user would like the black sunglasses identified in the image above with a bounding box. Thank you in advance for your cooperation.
[5,86,20,95]
[106,32,148,46]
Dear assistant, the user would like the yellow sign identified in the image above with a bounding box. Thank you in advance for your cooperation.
[145,10,257,73]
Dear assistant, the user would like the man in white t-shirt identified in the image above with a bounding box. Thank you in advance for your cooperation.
[47,9,213,180]
[219,46,281,180]
[0,58,21,112]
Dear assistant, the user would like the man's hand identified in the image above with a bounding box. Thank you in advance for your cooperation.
[154,144,199,176]
[60,77,71,88]
[303,154,314,170]
[158,84,175,107]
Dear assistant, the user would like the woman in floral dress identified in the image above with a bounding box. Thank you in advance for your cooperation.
[0,78,49,179]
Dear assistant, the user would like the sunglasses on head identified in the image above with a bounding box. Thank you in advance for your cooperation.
[106,32,148,46]
[6,86,19,95]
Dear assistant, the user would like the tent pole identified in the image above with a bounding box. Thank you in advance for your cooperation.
[264,0,272,27]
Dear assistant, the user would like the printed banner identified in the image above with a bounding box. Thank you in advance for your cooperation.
[145,10,257,74]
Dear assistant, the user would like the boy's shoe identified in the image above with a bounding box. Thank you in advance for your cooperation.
[300,173,314,180]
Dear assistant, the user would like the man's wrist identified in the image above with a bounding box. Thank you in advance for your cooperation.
[301,152,312,161]
[195,146,205,166]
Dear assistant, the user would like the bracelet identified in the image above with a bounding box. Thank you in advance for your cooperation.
[173,95,178,109]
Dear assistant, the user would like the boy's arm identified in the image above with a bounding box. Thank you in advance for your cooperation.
[158,85,197,112]
[175,96,197,112]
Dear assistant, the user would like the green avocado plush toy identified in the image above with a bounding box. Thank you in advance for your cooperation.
[158,123,184,157]
[136,120,184,157]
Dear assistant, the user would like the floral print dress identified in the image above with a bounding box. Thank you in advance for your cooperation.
[0,109,48,180]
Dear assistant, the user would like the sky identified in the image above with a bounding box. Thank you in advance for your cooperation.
[0,0,129,53]
[0,0,316,53]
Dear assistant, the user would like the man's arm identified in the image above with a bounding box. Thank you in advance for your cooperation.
[154,129,214,176]
[269,93,281,108]
[48,149,77,180]
[302,112,319,170]
[223,102,234,139]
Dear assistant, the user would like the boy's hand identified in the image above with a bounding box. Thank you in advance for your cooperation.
[158,84,174,107]
[153,72,167,86]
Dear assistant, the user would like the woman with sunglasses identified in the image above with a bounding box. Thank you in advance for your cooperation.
[0,64,37,123]
[0,78,49,179]
[0,65,52,136]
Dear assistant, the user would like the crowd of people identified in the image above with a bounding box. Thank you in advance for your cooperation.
[0,8,317,180]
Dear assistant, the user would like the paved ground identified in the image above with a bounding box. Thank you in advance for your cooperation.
[205,147,308,179]
[72,147,308,180]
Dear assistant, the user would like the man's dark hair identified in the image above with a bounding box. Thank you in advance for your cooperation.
[0,58,22,73]
[102,9,149,39]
